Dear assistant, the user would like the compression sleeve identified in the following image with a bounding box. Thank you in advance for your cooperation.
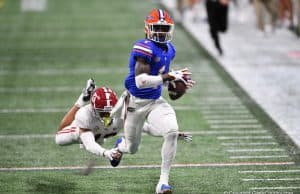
[135,73,163,89]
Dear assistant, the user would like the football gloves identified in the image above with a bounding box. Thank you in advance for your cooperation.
[103,148,120,161]
[168,68,195,89]
[178,132,192,142]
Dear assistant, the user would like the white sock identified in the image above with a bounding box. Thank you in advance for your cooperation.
[74,93,85,108]
[159,131,178,185]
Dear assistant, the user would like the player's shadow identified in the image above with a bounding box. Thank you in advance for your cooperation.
[26,175,76,194]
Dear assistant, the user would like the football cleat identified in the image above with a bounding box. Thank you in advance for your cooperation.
[156,183,173,194]
[82,78,96,102]
[110,137,123,167]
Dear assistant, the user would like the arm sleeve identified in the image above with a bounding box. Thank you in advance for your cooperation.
[135,73,163,89]
[80,131,106,157]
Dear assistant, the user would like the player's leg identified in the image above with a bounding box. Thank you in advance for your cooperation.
[57,78,95,131]
[117,110,145,154]
[55,126,80,145]
[147,99,179,194]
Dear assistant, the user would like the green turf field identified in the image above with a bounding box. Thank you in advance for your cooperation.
[0,0,300,193]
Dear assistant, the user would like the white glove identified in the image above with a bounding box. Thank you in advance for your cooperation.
[178,132,192,142]
[103,148,120,160]
[168,68,195,89]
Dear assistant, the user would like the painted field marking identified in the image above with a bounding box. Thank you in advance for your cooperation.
[218,136,273,140]
[227,148,285,153]
[222,142,278,146]
[250,186,300,190]
[230,155,290,159]
[0,108,68,113]
[202,110,250,115]
[0,85,124,93]
[239,170,300,173]
[0,130,268,139]
[211,124,262,129]
[242,178,300,182]
[207,119,259,124]
[0,161,295,172]
[203,114,254,120]
[0,105,197,113]
[0,67,127,75]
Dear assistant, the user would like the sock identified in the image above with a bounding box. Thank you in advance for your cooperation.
[74,93,85,108]
[159,131,178,185]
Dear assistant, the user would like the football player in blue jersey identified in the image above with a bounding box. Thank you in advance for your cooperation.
[111,9,195,194]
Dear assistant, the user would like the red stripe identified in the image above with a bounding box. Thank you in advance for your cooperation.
[57,128,76,134]
[133,49,152,57]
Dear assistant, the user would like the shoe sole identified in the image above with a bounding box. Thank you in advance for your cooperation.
[156,190,172,194]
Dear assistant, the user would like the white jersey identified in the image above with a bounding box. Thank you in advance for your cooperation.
[71,104,123,140]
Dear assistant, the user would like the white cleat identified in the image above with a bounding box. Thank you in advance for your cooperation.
[82,78,95,101]
[156,183,172,194]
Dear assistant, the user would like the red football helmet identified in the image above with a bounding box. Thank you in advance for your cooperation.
[90,87,118,118]
[144,9,174,43]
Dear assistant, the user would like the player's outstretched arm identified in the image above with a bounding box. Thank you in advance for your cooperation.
[80,130,120,160]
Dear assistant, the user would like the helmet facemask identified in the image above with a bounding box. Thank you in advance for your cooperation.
[94,107,112,127]
[90,87,118,127]
[146,23,174,43]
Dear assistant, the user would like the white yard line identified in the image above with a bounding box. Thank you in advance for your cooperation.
[239,169,300,173]
[0,161,294,172]
[227,148,285,153]
[250,187,300,190]
[218,136,273,140]
[0,67,127,75]
[0,85,124,93]
[207,119,259,124]
[211,124,262,129]
[0,130,269,139]
[230,155,290,159]
[222,142,278,146]
[0,108,68,113]
[242,178,300,182]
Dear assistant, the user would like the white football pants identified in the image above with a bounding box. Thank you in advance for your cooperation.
[119,95,179,185]
[55,126,80,145]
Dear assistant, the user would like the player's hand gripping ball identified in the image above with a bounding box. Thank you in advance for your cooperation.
[168,74,192,100]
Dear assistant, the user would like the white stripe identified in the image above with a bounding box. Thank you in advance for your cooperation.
[243,178,300,182]
[218,136,273,140]
[239,169,300,173]
[0,162,294,172]
[230,155,289,159]
[0,131,268,139]
[0,67,127,75]
[203,114,254,120]
[207,119,259,124]
[227,148,285,152]
[158,9,164,20]
[250,187,300,190]
[211,124,262,129]
[222,142,278,146]
[133,45,152,54]
[0,108,68,113]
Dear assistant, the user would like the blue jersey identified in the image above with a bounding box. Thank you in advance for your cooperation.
[124,39,176,99]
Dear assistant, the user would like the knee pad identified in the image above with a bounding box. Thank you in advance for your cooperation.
[164,129,178,140]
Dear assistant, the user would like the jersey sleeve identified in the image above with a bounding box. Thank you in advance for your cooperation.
[131,40,153,64]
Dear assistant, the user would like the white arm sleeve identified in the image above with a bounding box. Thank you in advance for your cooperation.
[135,73,163,89]
[80,131,106,157]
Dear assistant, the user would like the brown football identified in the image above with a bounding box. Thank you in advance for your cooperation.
[168,80,186,100]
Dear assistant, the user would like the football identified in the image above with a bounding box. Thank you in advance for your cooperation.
[168,80,187,100]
